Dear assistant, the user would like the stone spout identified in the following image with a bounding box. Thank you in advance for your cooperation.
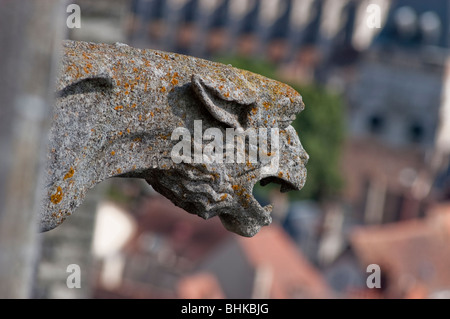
[42,40,308,237]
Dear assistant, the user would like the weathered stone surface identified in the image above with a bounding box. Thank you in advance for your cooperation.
[42,40,308,237]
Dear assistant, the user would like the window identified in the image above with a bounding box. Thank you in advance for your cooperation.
[408,121,424,143]
[367,114,385,134]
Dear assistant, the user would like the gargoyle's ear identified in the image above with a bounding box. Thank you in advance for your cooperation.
[191,74,256,129]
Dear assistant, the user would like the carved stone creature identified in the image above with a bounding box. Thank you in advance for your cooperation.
[42,40,308,237]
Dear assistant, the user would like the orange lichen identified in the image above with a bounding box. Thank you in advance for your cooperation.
[220,194,228,201]
[50,186,63,204]
[160,86,166,93]
[114,105,123,110]
[263,101,270,110]
[63,167,74,180]
[116,168,122,174]
[232,185,239,191]
[171,78,178,86]
[111,151,116,156]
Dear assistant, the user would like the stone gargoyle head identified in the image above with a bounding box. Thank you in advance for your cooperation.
[42,40,308,237]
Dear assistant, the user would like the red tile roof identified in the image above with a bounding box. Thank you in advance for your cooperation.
[238,225,331,299]
[350,202,450,297]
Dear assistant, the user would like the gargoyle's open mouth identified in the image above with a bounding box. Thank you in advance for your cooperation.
[259,175,299,193]
[251,175,299,213]
[219,173,301,237]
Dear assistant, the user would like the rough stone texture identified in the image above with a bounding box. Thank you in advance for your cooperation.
[42,40,308,237]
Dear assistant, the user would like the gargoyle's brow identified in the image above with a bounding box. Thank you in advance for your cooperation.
[57,76,113,98]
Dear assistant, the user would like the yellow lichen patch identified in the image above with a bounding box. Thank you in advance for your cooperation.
[126,128,131,134]
[263,101,271,110]
[159,133,171,140]
[50,186,63,205]
[116,168,122,174]
[223,91,230,98]
[150,111,154,117]
[138,114,142,121]
[251,107,257,115]
[63,167,75,180]
[133,137,142,142]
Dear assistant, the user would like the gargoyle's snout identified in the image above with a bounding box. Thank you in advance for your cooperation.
[274,125,309,192]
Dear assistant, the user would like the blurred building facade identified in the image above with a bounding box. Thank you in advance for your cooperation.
[345,0,450,227]
[125,0,389,75]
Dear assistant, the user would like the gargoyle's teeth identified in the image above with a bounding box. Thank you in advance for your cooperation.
[263,204,273,213]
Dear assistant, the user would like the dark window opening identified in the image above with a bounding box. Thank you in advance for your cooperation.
[367,115,385,134]
[409,122,424,143]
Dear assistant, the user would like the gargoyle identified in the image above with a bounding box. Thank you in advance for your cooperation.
[42,40,308,237]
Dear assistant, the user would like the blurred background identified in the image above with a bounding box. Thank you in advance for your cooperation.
[1,0,450,299]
